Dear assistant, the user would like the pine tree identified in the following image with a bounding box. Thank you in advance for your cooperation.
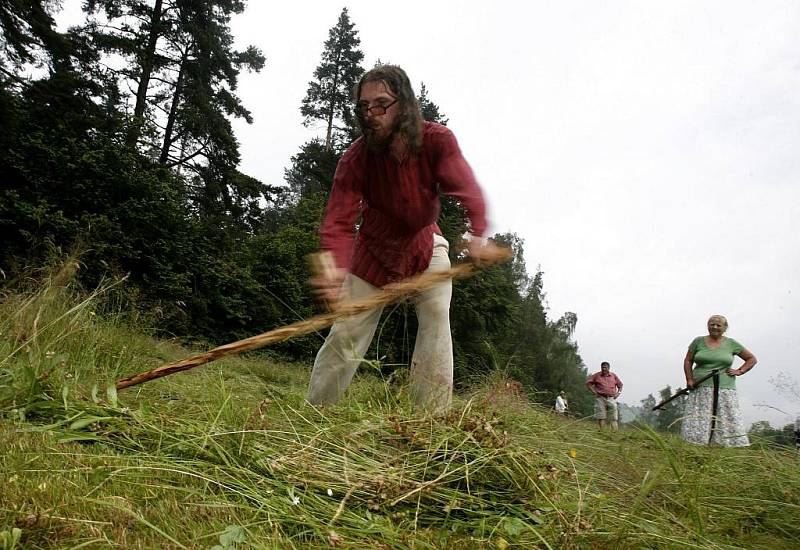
[285,9,365,205]
[418,83,448,125]
[0,0,71,76]
[300,7,364,153]
[82,0,267,230]
[83,0,265,171]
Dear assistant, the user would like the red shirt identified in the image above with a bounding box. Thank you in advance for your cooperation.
[320,122,488,287]
[587,371,623,397]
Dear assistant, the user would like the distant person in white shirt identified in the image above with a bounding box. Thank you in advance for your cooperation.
[555,391,568,415]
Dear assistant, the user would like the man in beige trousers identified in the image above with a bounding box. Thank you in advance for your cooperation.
[307,64,499,413]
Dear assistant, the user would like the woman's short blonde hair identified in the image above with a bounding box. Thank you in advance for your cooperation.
[708,314,729,331]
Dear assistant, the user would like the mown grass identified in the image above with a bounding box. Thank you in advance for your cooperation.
[1,268,799,549]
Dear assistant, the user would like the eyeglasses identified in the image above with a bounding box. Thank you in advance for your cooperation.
[356,98,398,116]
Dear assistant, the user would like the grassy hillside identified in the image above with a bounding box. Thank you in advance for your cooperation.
[1,274,799,549]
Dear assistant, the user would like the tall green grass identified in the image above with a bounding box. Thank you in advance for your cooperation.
[1,268,799,549]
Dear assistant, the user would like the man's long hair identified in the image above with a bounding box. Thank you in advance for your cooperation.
[354,65,424,152]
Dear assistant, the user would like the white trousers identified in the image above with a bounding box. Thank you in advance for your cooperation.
[307,234,453,413]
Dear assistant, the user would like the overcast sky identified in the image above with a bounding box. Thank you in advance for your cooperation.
[58,1,800,427]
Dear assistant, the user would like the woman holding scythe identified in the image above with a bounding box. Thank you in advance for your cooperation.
[680,315,757,447]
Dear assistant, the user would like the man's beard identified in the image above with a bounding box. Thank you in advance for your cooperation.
[364,123,398,153]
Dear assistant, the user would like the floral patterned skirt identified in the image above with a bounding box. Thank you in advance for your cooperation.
[680,387,750,447]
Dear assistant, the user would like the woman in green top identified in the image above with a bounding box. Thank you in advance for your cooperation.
[680,315,757,447]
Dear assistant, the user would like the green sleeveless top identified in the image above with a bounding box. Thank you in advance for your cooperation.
[688,336,744,390]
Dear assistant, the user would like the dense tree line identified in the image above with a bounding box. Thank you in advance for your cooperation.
[1,4,592,413]
[634,390,684,433]
[747,420,797,450]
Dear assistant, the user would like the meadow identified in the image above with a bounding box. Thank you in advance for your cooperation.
[1,270,798,549]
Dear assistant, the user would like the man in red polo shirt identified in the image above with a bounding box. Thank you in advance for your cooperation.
[307,64,500,413]
[586,361,623,431]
